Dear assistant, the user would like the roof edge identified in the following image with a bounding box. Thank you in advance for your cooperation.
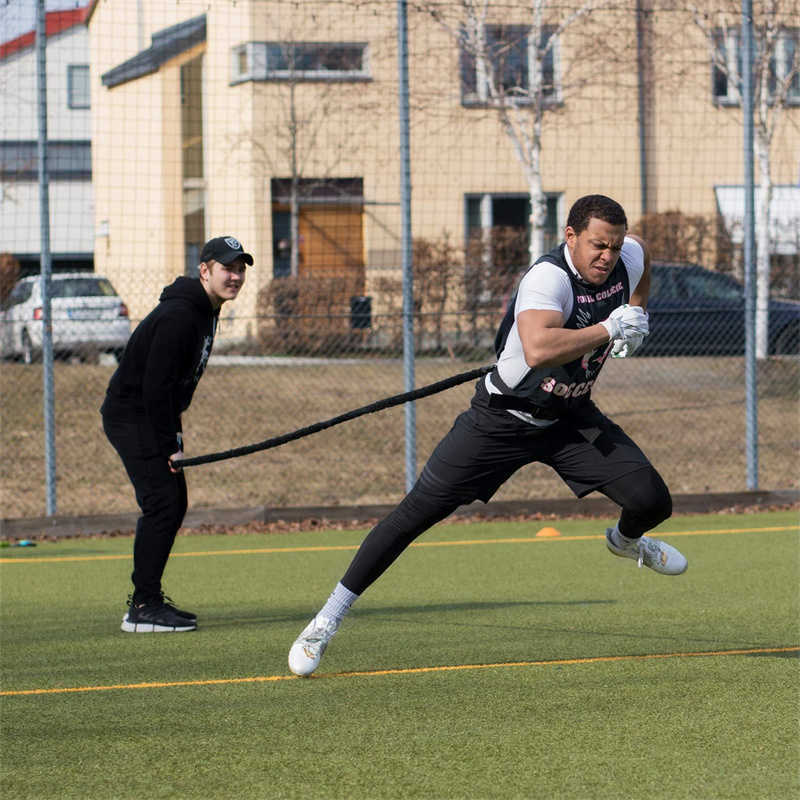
[101,14,206,89]
[0,6,89,62]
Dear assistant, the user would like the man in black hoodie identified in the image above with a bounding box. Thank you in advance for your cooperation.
[101,236,253,632]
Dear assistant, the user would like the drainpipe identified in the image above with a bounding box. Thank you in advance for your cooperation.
[636,0,650,215]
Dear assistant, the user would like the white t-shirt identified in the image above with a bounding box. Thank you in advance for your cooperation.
[487,236,645,425]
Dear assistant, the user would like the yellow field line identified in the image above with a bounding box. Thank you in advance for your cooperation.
[2,645,796,697]
[0,524,797,564]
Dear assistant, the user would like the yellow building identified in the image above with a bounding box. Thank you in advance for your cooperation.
[86,0,799,343]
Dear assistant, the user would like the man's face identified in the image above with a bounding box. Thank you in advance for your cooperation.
[200,259,247,307]
[565,218,626,286]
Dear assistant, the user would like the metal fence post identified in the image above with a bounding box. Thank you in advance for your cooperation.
[741,0,758,489]
[397,0,416,491]
[36,0,57,514]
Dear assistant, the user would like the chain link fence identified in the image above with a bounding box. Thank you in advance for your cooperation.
[1,0,798,521]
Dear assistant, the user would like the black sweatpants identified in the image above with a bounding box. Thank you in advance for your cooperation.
[102,410,187,603]
[341,383,671,595]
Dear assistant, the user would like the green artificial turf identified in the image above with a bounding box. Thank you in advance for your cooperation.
[1,511,798,799]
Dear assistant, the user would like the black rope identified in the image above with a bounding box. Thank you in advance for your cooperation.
[179,364,494,468]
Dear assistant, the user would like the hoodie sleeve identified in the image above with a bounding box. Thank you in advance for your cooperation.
[142,313,194,457]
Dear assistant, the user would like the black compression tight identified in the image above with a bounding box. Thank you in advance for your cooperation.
[341,465,672,596]
[600,465,672,538]
[341,484,460,595]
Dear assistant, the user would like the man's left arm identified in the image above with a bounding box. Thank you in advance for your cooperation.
[627,233,650,309]
[612,234,651,358]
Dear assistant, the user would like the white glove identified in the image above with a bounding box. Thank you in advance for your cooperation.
[600,304,649,341]
[611,333,645,358]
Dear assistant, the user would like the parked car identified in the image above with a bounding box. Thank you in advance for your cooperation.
[639,262,800,356]
[0,273,131,363]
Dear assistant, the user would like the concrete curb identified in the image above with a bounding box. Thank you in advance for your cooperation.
[1,490,797,539]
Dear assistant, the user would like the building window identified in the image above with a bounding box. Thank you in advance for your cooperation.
[713,27,800,105]
[465,193,561,255]
[712,28,742,104]
[236,45,250,79]
[181,56,204,181]
[271,177,364,204]
[463,193,560,310]
[231,42,264,83]
[0,141,91,180]
[67,64,90,109]
[770,29,800,102]
[231,42,369,83]
[461,24,559,106]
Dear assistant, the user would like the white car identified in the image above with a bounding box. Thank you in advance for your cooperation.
[0,273,131,363]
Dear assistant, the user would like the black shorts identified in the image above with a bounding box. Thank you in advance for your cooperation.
[419,381,653,504]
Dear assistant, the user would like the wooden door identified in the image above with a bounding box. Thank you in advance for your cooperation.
[268,203,366,336]
[298,204,365,292]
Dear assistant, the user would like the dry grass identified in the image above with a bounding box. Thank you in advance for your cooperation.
[1,356,797,519]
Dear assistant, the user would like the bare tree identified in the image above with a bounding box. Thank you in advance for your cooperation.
[248,53,355,278]
[689,0,800,357]
[228,34,386,279]
[414,0,620,264]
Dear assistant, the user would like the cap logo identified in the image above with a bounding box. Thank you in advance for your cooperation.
[224,237,242,250]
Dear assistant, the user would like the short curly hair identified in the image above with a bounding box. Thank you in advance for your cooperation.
[567,195,627,233]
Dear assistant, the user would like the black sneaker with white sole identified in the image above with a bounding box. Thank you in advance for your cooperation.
[121,600,197,633]
[127,592,197,622]
[159,593,197,621]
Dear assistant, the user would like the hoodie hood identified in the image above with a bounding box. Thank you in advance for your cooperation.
[159,276,214,314]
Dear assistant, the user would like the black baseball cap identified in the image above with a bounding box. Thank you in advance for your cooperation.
[200,236,254,266]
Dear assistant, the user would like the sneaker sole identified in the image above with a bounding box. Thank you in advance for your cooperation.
[121,617,196,633]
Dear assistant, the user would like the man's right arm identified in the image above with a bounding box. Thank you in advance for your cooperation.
[517,309,613,368]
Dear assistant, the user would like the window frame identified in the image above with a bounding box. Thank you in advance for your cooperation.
[464,192,563,258]
[712,26,800,106]
[0,140,92,181]
[460,23,561,108]
[231,41,370,84]
[770,30,800,103]
[67,64,91,110]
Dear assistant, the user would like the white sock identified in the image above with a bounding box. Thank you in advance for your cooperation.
[610,523,637,547]
[319,582,359,622]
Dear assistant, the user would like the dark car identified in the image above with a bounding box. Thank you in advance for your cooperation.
[638,263,800,356]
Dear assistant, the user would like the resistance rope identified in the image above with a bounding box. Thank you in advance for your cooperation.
[179,364,494,468]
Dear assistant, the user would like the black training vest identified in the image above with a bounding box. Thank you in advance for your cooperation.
[491,243,631,414]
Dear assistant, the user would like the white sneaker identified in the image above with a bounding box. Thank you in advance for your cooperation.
[288,614,340,676]
[605,528,688,575]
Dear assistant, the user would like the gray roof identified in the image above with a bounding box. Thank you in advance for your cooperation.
[101,14,206,88]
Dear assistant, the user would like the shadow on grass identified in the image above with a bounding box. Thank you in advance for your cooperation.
[199,597,618,629]
[197,600,793,655]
